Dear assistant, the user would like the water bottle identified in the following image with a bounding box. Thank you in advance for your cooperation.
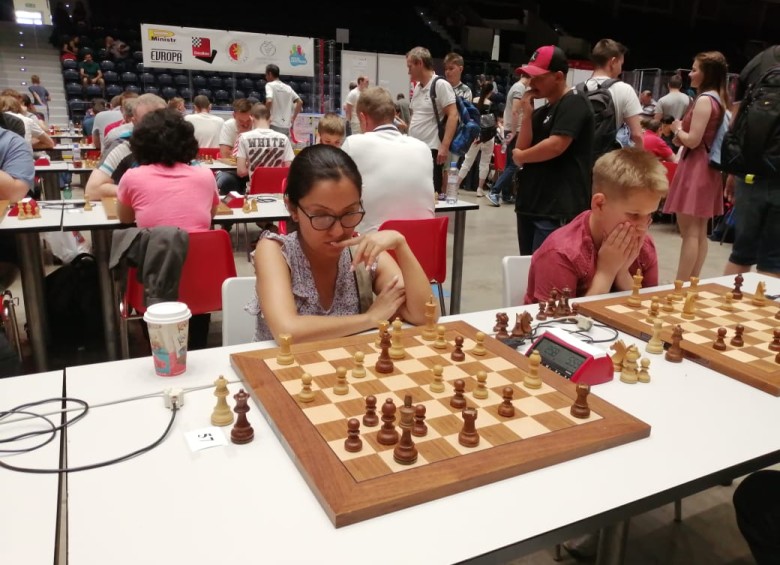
[72,143,81,164]
[68,120,74,134]
[445,164,459,204]
[62,183,72,200]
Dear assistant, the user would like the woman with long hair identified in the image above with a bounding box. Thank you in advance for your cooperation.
[662,51,729,281]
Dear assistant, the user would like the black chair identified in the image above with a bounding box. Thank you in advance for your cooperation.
[193,75,207,87]
[100,60,115,71]
[240,78,254,91]
[62,59,78,70]
[66,82,83,96]
[95,48,108,61]
[121,72,138,84]
[214,89,230,103]
[256,78,267,91]
[68,98,87,112]
[124,85,140,94]
[140,72,155,85]
[133,50,144,62]
[157,73,173,86]
[208,76,223,89]
[106,84,123,97]
[247,91,261,103]
[233,89,246,100]
[85,84,103,97]
[103,70,119,83]
[178,87,192,100]
[80,46,94,57]
[135,62,144,73]
[223,76,236,89]
[161,86,177,99]
[63,69,80,82]
[143,85,160,95]
[174,74,189,86]
[196,88,212,98]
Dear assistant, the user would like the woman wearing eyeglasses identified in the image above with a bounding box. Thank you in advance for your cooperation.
[249,144,436,343]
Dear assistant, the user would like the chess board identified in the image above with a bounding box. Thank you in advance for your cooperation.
[577,283,780,396]
[230,320,650,527]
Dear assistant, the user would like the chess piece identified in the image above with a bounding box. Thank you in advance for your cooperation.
[722,292,735,312]
[546,295,557,319]
[230,389,254,444]
[610,339,627,371]
[458,407,480,447]
[277,333,294,365]
[422,296,437,341]
[681,292,696,320]
[344,418,363,453]
[620,346,639,384]
[770,329,780,353]
[733,274,744,300]
[377,398,399,445]
[493,313,503,332]
[752,281,767,306]
[495,313,510,339]
[561,287,573,316]
[536,302,548,321]
[646,320,664,355]
[519,311,533,337]
[776,351,780,364]
[524,350,542,389]
[731,324,745,347]
[511,313,526,338]
[626,268,643,308]
[375,332,394,373]
[450,379,467,409]
[17,203,26,219]
[83,198,93,211]
[412,404,428,437]
[352,351,366,378]
[451,335,466,361]
[242,197,251,213]
[333,366,349,395]
[662,295,675,313]
[672,279,685,302]
[430,364,445,393]
[393,395,418,464]
[389,317,405,359]
[713,328,728,351]
[363,395,379,427]
[689,276,699,296]
[250,198,258,212]
[497,387,515,418]
[211,375,234,426]
[433,325,448,349]
[298,373,316,403]
[571,303,580,317]
[471,331,486,356]
[375,320,389,348]
[473,370,489,400]
[638,358,651,383]
[665,325,684,363]
[646,297,660,324]
[570,384,591,419]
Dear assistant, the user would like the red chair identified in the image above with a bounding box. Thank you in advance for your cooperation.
[197,147,221,160]
[118,229,238,358]
[379,217,449,315]
[662,161,678,184]
[249,166,290,195]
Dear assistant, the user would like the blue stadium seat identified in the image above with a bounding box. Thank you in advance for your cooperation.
[143,85,160,95]
[157,74,173,86]
[240,78,254,91]
[63,69,80,82]
[196,88,212,98]
[62,59,78,70]
[100,60,115,71]
[121,72,138,84]
[103,70,119,83]
[214,89,230,103]
[193,76,207,87]
[124,85,141,94]
[208,76,223,89]
[140,72,155,85]
[174,74,188,86]
[106,84,123,97]
[86,84,103,97]
[178,87,192,100]
[66,82,83,96]
[161,87,177,99]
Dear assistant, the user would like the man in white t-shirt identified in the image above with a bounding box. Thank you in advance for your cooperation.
[582,38,643,150]
[654,75,692,121]
[184,95,225,148]
[236,103,294,180]
[341,86,434,234]
[344,76,369,136]
[407,46,458,197]
[264,64,303,138]
[92,95,123,150]
[216,98,253,195]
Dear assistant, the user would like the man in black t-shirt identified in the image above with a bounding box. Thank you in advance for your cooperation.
[513,45,595,255]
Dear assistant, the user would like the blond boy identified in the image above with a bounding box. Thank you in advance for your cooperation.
[317,112,345,147]
[443,53,472,100]
[524,148,669,303]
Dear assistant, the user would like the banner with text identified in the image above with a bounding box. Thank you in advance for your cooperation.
[141,24,314,77]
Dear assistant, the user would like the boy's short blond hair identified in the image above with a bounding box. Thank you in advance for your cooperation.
[444,52,465,67]
[592,148,668,199]
[317,112,345,137]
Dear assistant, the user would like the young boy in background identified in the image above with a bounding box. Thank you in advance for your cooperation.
[316,113,345,147]
[524,148,669,304]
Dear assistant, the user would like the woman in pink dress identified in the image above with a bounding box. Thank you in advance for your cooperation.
[663,51,729,281]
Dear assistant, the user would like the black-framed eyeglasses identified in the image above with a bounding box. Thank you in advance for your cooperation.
[297,205,365,231]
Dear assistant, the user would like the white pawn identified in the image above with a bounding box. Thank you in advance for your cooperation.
[638,358,651,383]
[429,364,445,393]
[471,331,486,356]
[299,373,315,403]
[473,370,489,399]
[352,351,366,379]
[333,366,349,395]
[433,325,447,349]
[523,350,542,389]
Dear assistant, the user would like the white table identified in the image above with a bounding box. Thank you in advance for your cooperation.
[0,371,65,565]
[35,163,70,200]
[63,272,780,564]
[0,203,65,370]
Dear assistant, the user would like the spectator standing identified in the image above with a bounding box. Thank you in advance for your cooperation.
[639,90,657,118]
[344,76,369,135]
[184,95,224,148]
[28,75,50,122]
[264,64,302,138]
[396,93,411,125]
[654,75,692,121]
[663,51,729,282]
[443,52,472,101]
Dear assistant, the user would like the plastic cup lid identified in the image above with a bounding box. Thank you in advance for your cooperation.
[143,301,192,324]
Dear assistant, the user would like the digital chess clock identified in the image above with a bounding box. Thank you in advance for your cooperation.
[526,328,614,385]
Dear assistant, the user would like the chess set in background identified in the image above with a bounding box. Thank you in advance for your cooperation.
[230,320,651,527]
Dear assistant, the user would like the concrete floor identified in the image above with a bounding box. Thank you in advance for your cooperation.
[8,185,759,564]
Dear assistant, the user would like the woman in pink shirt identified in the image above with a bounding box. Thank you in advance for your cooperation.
[117,108,219,231]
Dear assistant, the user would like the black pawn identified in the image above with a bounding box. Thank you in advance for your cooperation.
[450,378,467,409]
[451,335,465,361]
[730,324,745,347]
[497,386,515,418]
[733,274,743,300]
[770,329,780,352]
[493,313,503,332]
[344,418,363,452]
[363,395,379,427]
[412,404,428,437]
[376,398,399,445]
[536,302,547,321]
[713,328,727,351]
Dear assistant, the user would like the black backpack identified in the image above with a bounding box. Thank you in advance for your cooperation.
[576,78,621,160]
[720,48,780,179]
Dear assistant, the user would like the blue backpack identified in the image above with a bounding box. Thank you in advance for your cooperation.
[429,77,481,156]
[700,91,732,169]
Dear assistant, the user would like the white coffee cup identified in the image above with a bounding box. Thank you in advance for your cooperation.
[143,302,192,376]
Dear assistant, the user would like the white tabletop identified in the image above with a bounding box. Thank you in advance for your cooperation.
[0,371,65,565]
[0,200,64,231]
[64,272,780,564]
[53,144,96,151]
[34,162,70,173]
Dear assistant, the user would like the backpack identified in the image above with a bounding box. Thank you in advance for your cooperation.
[720,50,780,178]
[700,91,732,169]
[478,111,497,143]
[575,78,621,160]
[430,76,481,156]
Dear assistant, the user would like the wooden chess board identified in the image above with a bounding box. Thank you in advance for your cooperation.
[230,320,651,527]
[577,283,780,396]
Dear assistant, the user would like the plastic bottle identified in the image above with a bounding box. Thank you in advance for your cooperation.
[445,164,459,204]
[62,183,72,200]
[72,143,81,164]
[68,120,74,134]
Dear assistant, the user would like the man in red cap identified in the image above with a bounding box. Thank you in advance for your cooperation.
[512,45,595,255]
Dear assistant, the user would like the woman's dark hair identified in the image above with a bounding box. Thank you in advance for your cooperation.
[129,108,198,166]
[477,82,494,111]
[284,144,362,208]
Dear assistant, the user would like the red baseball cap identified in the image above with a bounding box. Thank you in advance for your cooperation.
[516,46,569,77]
